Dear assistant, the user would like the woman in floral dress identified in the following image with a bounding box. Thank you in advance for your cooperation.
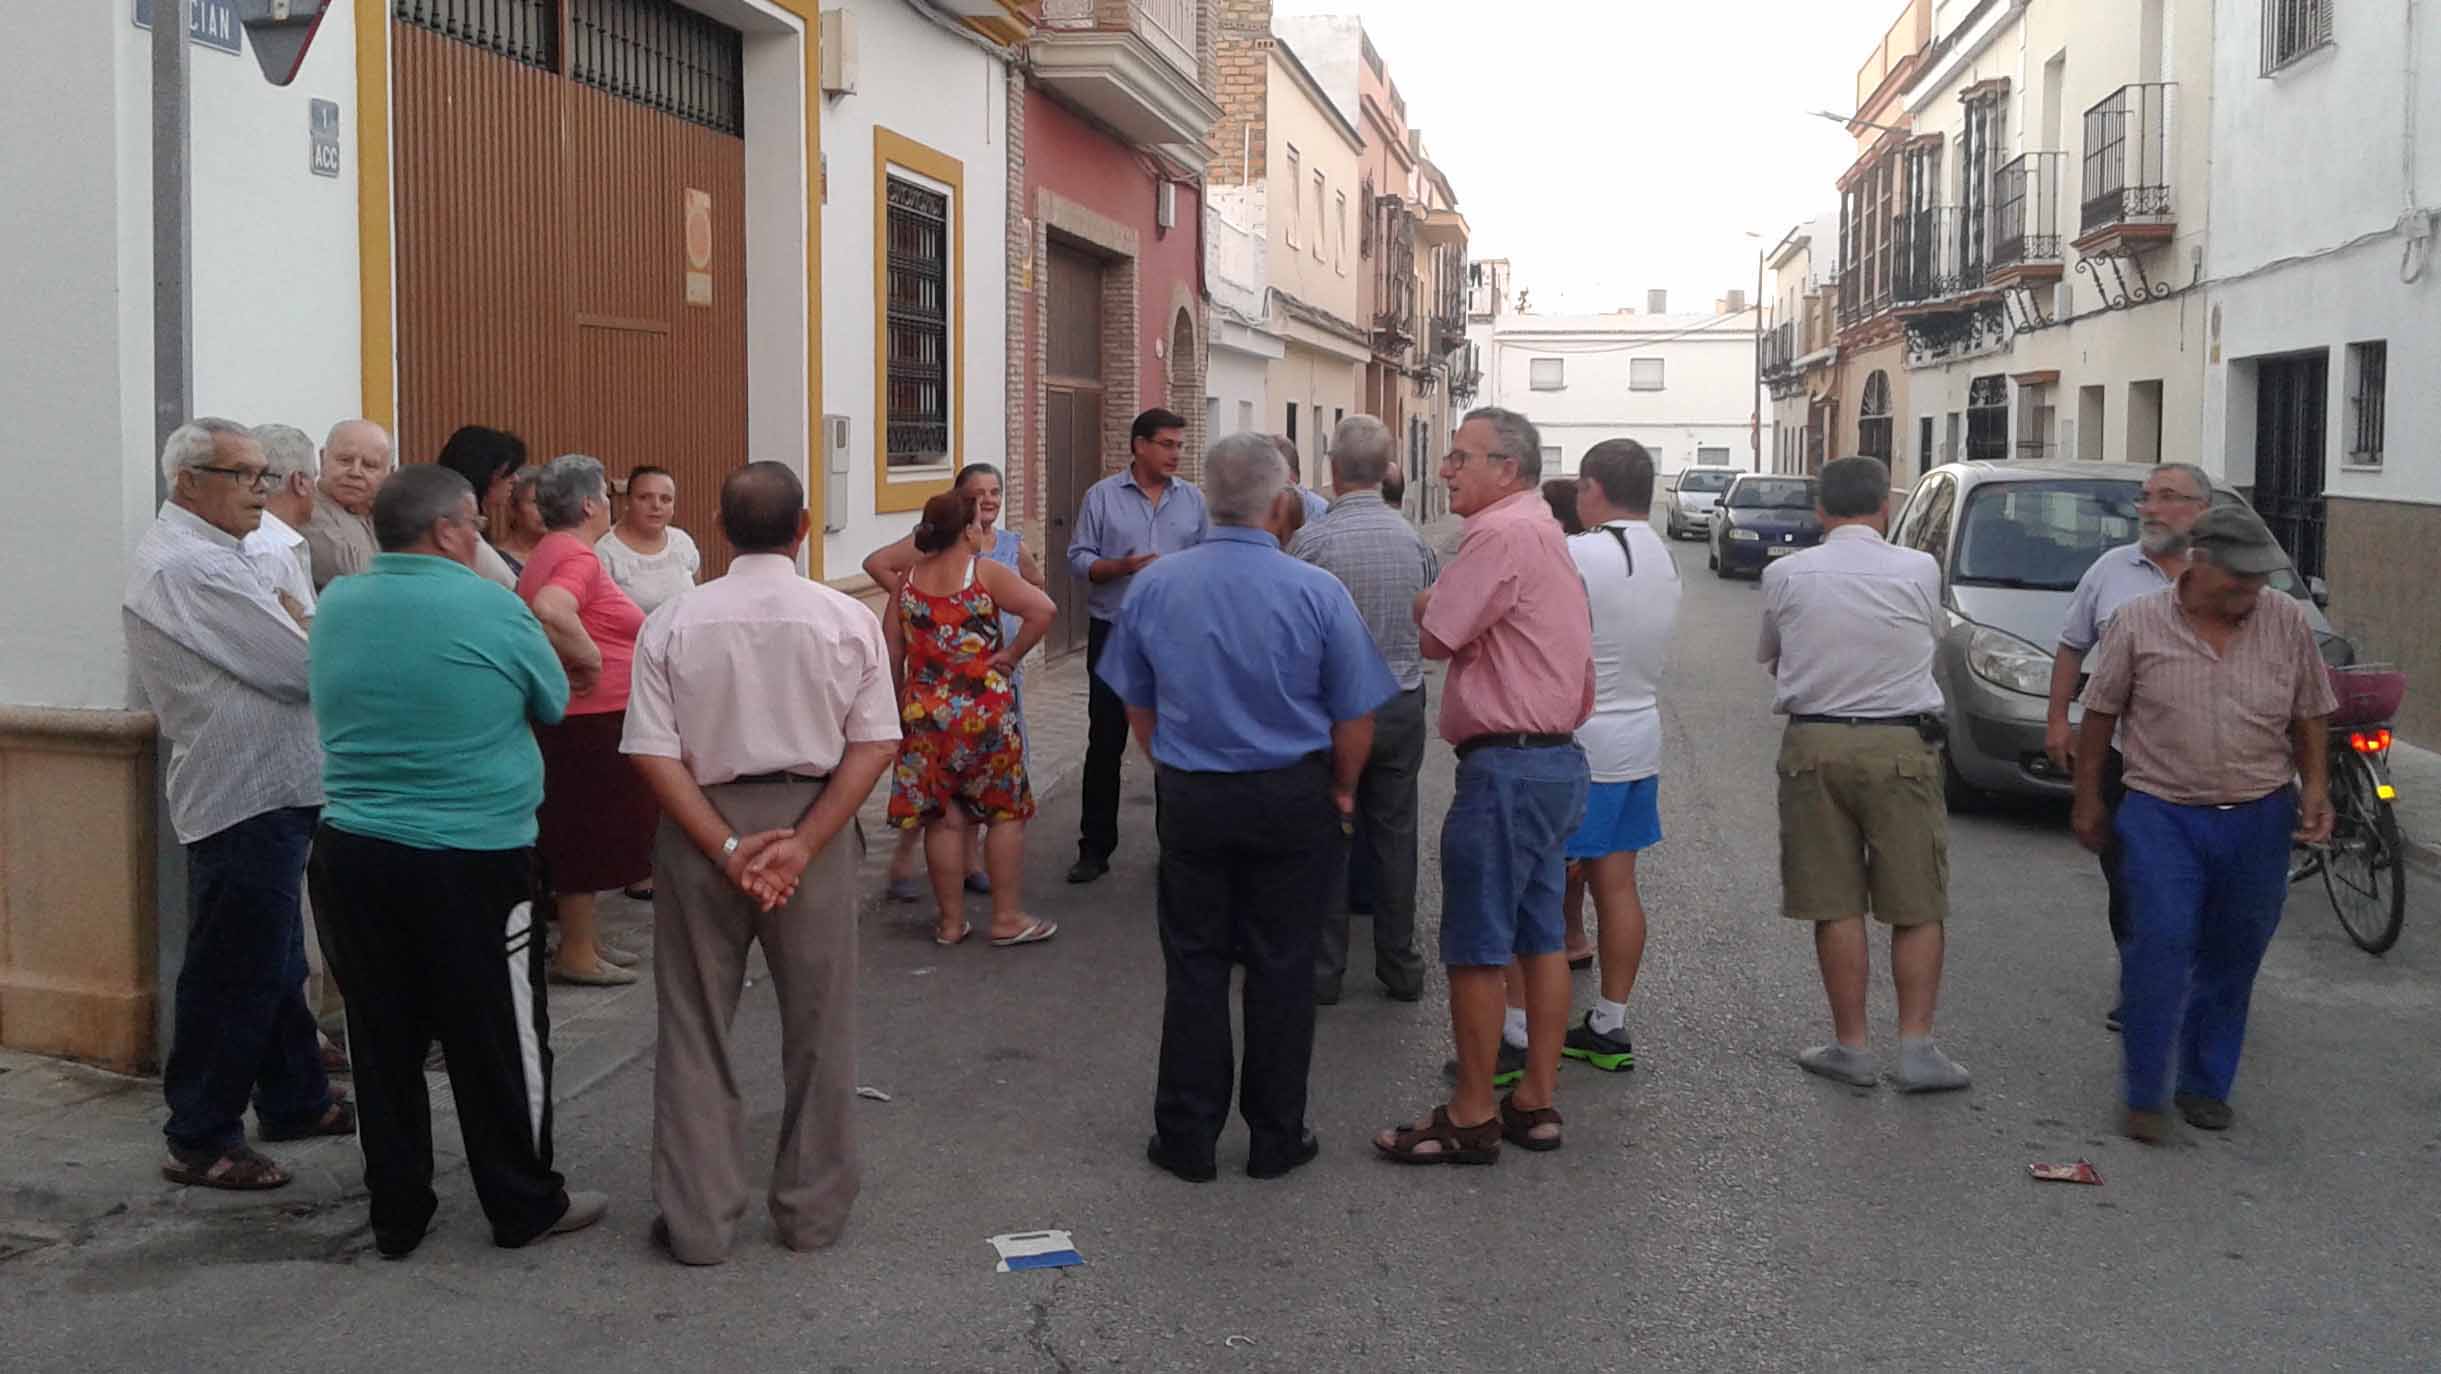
[887,491,1058,947]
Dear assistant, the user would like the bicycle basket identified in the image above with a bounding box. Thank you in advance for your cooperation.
[2327,663,2406,728]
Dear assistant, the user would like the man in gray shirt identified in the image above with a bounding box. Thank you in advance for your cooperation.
[2042,462,2211,1028]
[1291,416,1437,1003]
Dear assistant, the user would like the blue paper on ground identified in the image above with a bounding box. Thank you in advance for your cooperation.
[990,1230,1083,1272]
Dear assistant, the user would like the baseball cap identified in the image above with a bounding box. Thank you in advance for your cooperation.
[2187,505,2290,576]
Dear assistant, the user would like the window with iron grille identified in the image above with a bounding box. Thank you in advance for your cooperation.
[1958,92,2003,275]
[884,177,952,470]
[2348,341,2387,467]
[395,0,557,67]
[569,0,745,136]
[1859,370,1893,461]
[1966,375,2010,461]
[2262,0,2334,74]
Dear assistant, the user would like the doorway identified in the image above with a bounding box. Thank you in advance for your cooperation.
[2255,352,2330,580]
[1043,240,1107,657]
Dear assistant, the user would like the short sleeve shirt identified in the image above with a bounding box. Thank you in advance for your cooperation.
[2059,543,2174,653]
[517,532,645,715]
[1756,525,1944,717]
[1422,490,1597,743]
[1569,521,1681,782]
[595,526,703,615]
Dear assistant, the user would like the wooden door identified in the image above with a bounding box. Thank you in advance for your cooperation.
[1044,241,1108,657]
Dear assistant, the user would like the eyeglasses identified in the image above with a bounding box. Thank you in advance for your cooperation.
[192,465,277,492]
[1443,448,1515,470]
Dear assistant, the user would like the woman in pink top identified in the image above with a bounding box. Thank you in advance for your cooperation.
[519,454,654,986]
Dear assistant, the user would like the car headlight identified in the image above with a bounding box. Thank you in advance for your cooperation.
[1965,623,2053,697]
[1729,528,1760,542]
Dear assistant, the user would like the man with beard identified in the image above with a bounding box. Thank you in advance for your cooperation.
[2043,462,2213,1030]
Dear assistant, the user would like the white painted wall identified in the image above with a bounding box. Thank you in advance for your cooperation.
[1205,343,1273,449]
[816,0,1010,574]
[1265,47,1364,330]
[0,3,365,712]
[1474,315,1762,477]
[2204,0,2441,503]
[1273,342,1363,475]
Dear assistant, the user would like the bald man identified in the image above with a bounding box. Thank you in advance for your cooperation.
[303,419,394,589]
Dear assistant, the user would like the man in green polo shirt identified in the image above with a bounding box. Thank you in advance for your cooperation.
[306,464,607,1259]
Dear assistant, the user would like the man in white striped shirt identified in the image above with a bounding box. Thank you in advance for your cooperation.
[124,418,352,1192]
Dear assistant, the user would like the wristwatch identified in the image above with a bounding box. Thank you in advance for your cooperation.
[720,834,740,860]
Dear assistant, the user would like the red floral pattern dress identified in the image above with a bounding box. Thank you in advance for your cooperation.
[888,562,1036,828]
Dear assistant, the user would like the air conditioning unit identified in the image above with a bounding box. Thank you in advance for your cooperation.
[1155,181,1178,231]
[823,415,850,533]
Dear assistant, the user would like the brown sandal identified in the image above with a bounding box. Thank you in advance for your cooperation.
[1374,1105,1501,1165]
[260,1096,356,1143]
[161,1143,291,1191]
[1500,1094,1564,1152]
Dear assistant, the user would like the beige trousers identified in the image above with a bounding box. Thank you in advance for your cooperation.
[651,781,861,1263]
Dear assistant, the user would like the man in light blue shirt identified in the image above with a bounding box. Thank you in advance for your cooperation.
[1063,406,1209,883]
[1097,432,1397,1184]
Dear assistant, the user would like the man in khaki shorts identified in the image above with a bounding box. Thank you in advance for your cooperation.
[1758,455,1969,1093]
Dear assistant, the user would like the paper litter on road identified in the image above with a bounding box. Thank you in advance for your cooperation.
[989,1230,1083,1272]
[855,1086,892,1102]
[2028,1161,2104,1185]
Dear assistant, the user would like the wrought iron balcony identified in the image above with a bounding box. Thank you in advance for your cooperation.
[1893,208,1989,308]
[1759,322,1797,377]
[1991,151,2065,278]
[2079,83,2176,246]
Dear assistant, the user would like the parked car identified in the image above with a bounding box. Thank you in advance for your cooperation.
[1708,474,1822,578]
[1892,460,2332,806]
[1663,466,1742,540]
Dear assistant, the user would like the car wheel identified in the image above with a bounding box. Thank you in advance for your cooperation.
[1942,747,1983,813]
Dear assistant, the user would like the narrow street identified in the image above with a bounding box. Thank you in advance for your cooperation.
[9,524,2441,1372]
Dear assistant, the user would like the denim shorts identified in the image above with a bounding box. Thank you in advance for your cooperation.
[1564,777,1662,860]
[1438,743,1590,968]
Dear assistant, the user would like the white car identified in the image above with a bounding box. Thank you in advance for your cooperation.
[1663,466,1742,540]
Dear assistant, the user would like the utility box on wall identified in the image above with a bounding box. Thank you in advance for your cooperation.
[824,414,850,533]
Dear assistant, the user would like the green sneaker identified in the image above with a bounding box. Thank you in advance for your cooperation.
[1562,1013,1635,1073]
[1441,1039,1528,1088]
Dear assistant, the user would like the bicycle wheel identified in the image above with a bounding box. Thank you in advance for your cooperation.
[2322,751,2406,955]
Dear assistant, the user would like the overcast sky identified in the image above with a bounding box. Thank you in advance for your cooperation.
[1272,0,1878,315]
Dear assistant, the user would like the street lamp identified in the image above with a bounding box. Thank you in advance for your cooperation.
[1809,109,1911,136]
[1746,231,1764,472]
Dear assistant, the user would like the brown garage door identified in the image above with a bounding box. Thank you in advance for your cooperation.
[391,0,749,572]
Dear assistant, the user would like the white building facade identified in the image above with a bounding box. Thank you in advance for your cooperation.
[2202,0,2439,740]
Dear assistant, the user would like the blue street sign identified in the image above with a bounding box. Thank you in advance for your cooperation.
[132,0,243,57]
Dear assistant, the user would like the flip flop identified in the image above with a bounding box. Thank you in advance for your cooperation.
[934,924,974,947]
[989,919,1058,948]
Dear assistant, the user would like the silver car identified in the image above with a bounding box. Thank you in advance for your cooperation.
[1891,461,2329,806]
[1662,466,1742,540]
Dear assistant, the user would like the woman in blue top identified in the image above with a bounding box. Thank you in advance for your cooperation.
[862,462,1044,901]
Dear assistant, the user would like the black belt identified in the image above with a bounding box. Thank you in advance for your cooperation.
[732,770,827,785]
[1791,714,1937,728]
[1454,732,1574,760]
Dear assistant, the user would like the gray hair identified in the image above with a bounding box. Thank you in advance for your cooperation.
[509,464,545,497]
[535,453,608,530]
[1463,406,1544,484]
[1204,432,1291,526]
[1820,455,1892,518]
[253,424,319,482]
[323,418,392,458]
[372,464,476,552]
[2152,461,2212,499]
[159,417,254,487]
[1330,415,1395,489]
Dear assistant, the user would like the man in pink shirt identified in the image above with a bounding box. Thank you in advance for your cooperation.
[1376,407,1594,1166]
[622,462,901,1264]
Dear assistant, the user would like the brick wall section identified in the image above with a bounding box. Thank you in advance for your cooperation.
[1209,0,1270,188]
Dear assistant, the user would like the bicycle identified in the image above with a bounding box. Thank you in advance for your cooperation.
[2290,654,2408,955]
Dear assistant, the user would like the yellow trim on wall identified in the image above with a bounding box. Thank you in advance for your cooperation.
[872,127,965,516]
[351,0,828,575]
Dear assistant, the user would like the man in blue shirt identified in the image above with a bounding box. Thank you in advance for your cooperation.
[1098,432,1398,1183]
[1063,407,1209,884]
[307,465,607,1259]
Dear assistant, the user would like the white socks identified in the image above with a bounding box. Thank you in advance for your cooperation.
[1502,1006,1530,1049]
[1589,998,1628,1035]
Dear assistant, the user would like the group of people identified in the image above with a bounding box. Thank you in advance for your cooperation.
[122,389,2336,1264]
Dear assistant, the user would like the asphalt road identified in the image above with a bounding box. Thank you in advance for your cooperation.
[10,521,2441,1372]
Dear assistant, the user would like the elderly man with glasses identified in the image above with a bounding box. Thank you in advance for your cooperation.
[2045,462,2215,1031]
[124,418,353,1192]
[1376,407,1595,1166]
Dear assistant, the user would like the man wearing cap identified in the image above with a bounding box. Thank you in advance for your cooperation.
[2072,504,2334,1143]
[2043,462,2215,1030]
[1759,455,1968,1094]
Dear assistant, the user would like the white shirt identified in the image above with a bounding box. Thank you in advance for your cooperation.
[595,526,702,614]
[1757,524,1945,718]
[1568,520,1680,782]
[123,504,324,844]
[242,510,317,619]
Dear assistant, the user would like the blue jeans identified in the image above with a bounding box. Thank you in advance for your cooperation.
[164,806,333,1154]
[2115,789,2295,1112]
[1438,744,1589,968]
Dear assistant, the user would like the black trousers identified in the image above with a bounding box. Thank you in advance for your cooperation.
[1318,684,1427,997]
[307,827,570,1251]
[1153,759,1338,1170]
[1080,616,1129,860]
[163,806,332,1153]
[2100,747,2131,949]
